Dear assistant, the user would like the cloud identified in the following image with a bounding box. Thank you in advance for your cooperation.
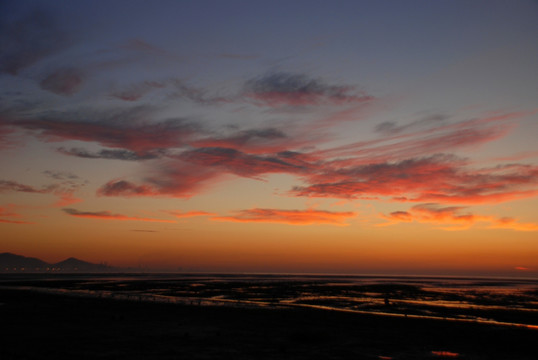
[374,114,450,135]
[212,208,356,226]
[0,180,48,194]
[53,191,82,207]
[14,106,199,153]
[0,10,71,75]
[91,109,536,204]
[244,72,373,107]
[0,179,82,207]
[315,111,524,163]
[165,210,215,219]
[58,147,163,161]
[491,217,538,232]
[381,203,538,231]
[514,266,531,271]
[39,67,85,95]
[167,79,231,105]
[292,152,538,204]
[97,180,158,197]
[97,160,221,198]
[0,218,32,224]
[110,77,229,104]
[192,128,285,151]
[62,208,175,223]
[178,147,308,179]
[190,126,324,155]
[42,170,80,181]
[0,204,33,224]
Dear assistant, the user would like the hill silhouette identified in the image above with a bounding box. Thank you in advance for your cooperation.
[0,252,113,273]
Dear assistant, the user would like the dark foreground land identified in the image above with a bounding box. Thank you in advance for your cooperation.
[1,288,536,360]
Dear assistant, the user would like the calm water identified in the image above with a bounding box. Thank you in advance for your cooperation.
[1,273,537,329]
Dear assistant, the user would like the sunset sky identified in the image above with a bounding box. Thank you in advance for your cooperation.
[1,0,537,276]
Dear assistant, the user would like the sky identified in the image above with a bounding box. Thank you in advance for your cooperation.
[1,0,538,276]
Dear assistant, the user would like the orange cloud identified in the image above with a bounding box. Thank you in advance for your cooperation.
[381,204,538,231]
[212,208,356,226]
[491,217,538,232]
[0,219,33,224]
[166,210,215,218]
[0,204,33,224]
[62,208,175,223]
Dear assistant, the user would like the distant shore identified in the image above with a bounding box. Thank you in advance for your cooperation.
[1,287,537,359]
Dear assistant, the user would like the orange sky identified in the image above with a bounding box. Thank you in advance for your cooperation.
[1,1,538,277]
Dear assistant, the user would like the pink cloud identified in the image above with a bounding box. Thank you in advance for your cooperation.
[97,160,222,198]
[292,155,538,205]
[313,111,527,164]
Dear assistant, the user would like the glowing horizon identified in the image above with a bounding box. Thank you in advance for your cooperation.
[1,1,537,277]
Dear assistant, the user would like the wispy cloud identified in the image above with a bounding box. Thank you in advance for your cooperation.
[292,155,538,204]
[0,204,33,224]
[97,160,221,198]
[14,106,199,153]
[374,114,450,135]
[244,72,373,107]
[62,208,175,223]
[58,147,164,161]
[0,180,49,194]
[166,210,215,218]
[212,208,356,226]
[381,203,538,231]
[0,218,32,224]
[178,147,308,179]
[0,179,82,207]
[314,111,525,163]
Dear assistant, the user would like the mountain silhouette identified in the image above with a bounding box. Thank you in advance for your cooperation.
[0,252,113,273]
[0,252,48,270]
[52,257,109,272]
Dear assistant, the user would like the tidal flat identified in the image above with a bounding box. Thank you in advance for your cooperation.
[1,274,537,359]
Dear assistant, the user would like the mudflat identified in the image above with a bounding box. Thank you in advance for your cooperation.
[1,288,536,360]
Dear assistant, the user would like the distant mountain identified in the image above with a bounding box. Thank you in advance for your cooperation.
[0,252,115,273]
[0,252,48,271]
[52,257,109,272]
